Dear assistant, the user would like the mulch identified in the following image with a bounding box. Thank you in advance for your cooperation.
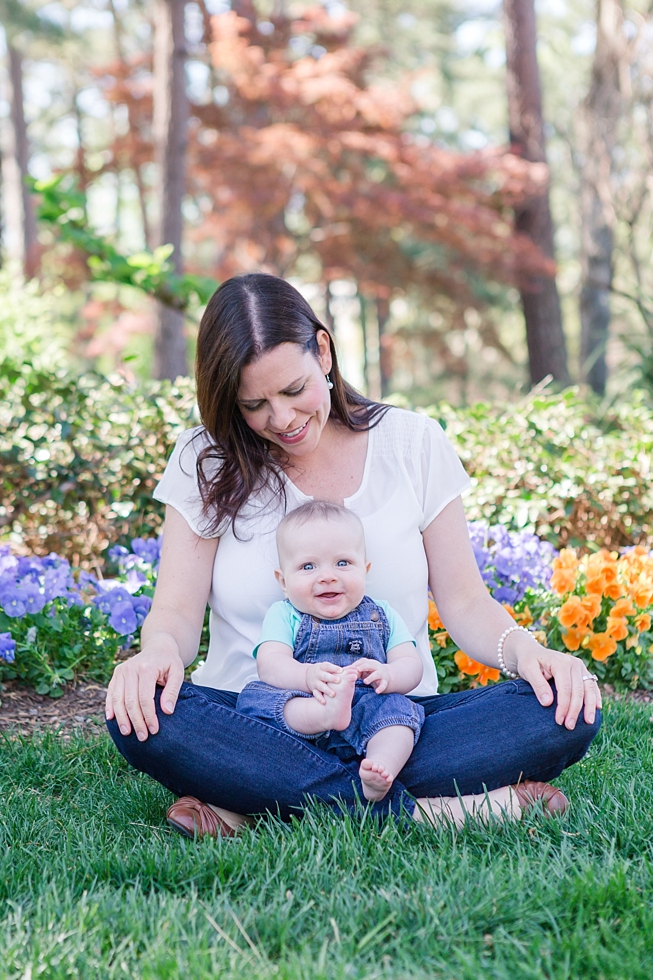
[0,680,651,739]
[0,680,108,739]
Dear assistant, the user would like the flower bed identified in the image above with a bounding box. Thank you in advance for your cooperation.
[0,540,159,696]
[429,527,653,692]
[2,526,653,697]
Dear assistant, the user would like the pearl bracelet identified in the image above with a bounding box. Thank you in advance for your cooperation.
[497,625,531,678]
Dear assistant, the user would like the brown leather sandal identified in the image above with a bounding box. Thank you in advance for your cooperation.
[166,796,244,839]
[511,780,569,817]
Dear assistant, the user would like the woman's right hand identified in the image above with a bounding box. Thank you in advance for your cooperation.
[105,640,185,741]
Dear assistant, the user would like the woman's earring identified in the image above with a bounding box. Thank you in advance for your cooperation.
[325,374,334,390]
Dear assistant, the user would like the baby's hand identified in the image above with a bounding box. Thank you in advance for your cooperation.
[352,659,391,694]
[305,662,343,704]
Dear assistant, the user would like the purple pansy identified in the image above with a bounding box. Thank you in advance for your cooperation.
[1,586,28,618]
[109,600,138,635]
[44,564,72,602]
[92,586,135,614]
[21,583,47,615]
[0,632,16,663]
[467,522,555,604]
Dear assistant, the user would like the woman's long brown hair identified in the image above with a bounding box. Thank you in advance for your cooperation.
[192,273,390,535]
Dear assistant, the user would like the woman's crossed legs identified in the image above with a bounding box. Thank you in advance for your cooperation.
[106,677,600,826]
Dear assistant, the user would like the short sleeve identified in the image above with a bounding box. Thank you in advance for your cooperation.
[376,600,416,650]
[152,427,221,538]
[253,601,301,656]
[418,416,471,531]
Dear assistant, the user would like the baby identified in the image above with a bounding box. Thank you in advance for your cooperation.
[237,500,424,801]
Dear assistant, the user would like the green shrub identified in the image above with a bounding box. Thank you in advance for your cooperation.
[2,357,653,560]
[431,388,653,549]
[0,365,196,559]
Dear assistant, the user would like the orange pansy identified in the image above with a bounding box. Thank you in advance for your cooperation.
[455,650,501,686]
[612,597,636,618]
[502,603,517,619]
[434,632,449,648]
[635,613,651,633]
[554,548,579,569]
[550,568,577,595]
[605,616,628,641]
[588,632,618,662]
[562,626,589,652]
[585,574,605,596]
[633,586,653,609]
[558,596,591,630]
[476,664,501,686]
[580,594,601,622]
[603,582,623,601]
[516,607,534,627]
[427,600,443,631]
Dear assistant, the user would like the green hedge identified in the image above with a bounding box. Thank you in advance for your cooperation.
[434,389,653,550]
[0,364,196,559]
[2,364,652,558]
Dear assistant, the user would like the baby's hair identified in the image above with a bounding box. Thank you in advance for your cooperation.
[276,500,365,558]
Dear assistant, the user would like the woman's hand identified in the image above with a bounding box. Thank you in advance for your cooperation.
[513,643,602,730]
[105,639,185,741]
[105,505,218,741]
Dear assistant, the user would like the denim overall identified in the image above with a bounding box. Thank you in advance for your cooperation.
[237,596,424,759]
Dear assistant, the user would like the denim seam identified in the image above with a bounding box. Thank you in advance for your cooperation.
[361,715,423,750]
[272,688,323,741]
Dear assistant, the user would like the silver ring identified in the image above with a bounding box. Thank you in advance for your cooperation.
[582,674,598,682]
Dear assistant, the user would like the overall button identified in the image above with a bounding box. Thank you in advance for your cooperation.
[370,611,380,622]
[312,616,321,625]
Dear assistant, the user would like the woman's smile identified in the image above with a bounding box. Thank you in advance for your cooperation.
[274,419,311,444]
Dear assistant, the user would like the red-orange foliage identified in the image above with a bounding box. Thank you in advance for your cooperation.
[100,6,554,305]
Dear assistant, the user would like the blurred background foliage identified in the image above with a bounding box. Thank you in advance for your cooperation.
[0,0,652,402]
[2,0,653,562]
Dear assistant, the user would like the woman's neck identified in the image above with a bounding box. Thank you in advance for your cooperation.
[276,420,369,505]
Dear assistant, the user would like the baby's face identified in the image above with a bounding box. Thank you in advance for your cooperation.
[275,517,370,620]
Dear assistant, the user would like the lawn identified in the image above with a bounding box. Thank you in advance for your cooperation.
[1,699,652,979]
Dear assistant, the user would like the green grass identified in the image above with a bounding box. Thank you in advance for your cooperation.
[1,700,653,979]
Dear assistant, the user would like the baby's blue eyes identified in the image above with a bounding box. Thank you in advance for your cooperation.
[300,560,349,571]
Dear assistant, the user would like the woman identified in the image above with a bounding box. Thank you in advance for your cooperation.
[105,273,601,836]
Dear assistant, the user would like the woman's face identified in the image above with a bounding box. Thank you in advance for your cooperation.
[237,330,333,458]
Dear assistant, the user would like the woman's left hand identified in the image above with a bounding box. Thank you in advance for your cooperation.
[514,644,602,730]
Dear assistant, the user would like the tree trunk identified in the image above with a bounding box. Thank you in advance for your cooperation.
[109,0,152,249]
[6,42,39,280]
[579,0,627,395]
[502,0,569,386]
[376,296,392,397]
[152,0,188,380]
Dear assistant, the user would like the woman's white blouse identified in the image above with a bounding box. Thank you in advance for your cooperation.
[153,408,471,696]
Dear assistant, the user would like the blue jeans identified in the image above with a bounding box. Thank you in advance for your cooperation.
[106,678,601,820]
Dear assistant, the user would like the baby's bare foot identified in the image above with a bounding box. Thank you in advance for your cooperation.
[360,759,394,801]
[321,668,357,731]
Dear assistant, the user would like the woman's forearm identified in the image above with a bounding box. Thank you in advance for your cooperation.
[436,587,541,673]
[140,608,203,669]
